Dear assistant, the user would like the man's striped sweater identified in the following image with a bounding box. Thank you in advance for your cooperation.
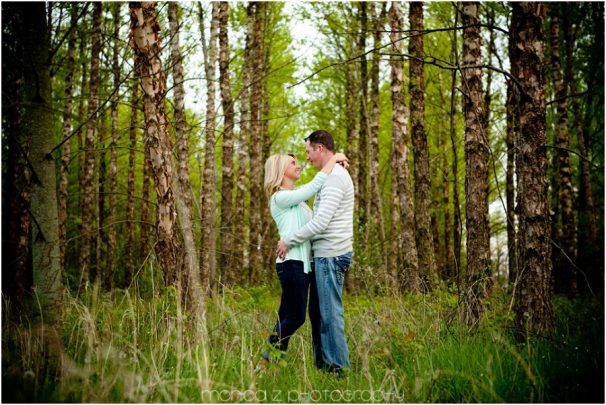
[283,164,354,257]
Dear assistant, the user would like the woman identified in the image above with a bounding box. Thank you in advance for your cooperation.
[261,152,347,362]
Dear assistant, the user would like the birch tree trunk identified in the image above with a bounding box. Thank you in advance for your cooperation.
[80,2,102,289]
[461,1,490,324]
[389,1,419,291]
[450,6,463,288]
[248,2,266,285]
[233,14,254,284]
[437,73,453,281]
[218,1,235,286]
[357,2,370,245]
[512,2,554,338]
[107,2,121,291]
[130,1,181,286]
[409,1,438,290]
[59,4,77,273]
[168,2,205,304]
[369,3,386,274]
[200,3,220,293]
[565,5,601,294]
[549,4,577,297]
[125,80,138,287]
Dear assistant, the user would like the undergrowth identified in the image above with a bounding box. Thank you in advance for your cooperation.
[2,279,603,403]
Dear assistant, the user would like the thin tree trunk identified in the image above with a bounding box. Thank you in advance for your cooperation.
[437,73,453,281]
[80,2,102,289]
[168,2,206,307]
[107,2,121,292]
[248,2,266,285]
[77,24,88,229]
[512,2,554,338]
[233,15,254,285]
[389,1,419,291]
[549,4,577,297]
[130,1,181,286]
[59,5,78,274]
[369,2,386,273]
[506,69,518,288]
[125,80,138,287]
[96,111,107,284]
[461,1,490,324]
[409,1,438,290]
[567,4,600,293]
[450,5,463,289]
[357,2,370,246]
[218,1,235,287]
[199,3,220,293]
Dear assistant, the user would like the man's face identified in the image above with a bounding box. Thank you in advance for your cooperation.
[305,140,323,170]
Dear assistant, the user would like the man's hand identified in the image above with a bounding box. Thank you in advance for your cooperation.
[276,240,289,260]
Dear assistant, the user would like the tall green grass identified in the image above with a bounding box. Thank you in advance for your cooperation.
[2,280,603,402]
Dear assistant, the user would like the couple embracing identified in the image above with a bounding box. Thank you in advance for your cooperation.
[262,130,354,375]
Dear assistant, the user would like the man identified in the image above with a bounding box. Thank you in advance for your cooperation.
[277,130,354,374]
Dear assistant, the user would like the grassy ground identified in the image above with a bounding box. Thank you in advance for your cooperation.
[2,280,604,403]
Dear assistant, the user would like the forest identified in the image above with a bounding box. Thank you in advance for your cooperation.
[1,1,604,402]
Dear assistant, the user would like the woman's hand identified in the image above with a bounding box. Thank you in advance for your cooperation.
[333,152,348,163]
[276,240,289,260]
[333,152,350,169]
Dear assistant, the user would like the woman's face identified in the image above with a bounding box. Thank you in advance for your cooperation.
[283,155,301,181]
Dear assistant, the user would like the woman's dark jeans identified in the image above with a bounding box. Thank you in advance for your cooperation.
[263,260,309,358]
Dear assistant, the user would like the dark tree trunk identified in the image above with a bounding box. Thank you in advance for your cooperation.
[218,1,236,287]
[357,2,370,246]
[248,2,266,285]
[59,4,78,274]
[80,2,102,289]
[461,1,490,324]
[511,2,554,338]
[125,80,138,287]
[409,1,438,290]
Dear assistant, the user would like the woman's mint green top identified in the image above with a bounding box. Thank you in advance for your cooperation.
[270,172,328,273]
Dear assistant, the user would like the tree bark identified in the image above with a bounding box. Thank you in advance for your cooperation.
[125,79,138,287]
[218,1,236,287]
[199,2,220,293]
[130,1,181,286]
[107,2,121,292]
[409,1,438,290]
[80,2,102,289]
[437,73,453,281]
[233,11,254,285]
[369,3,386,274]
[357,2,370,246]
[248,2,266,285]
[20,1,65,375]
[450,5,463,289]
[512,2,554,338]
[59,4,78,274]
[96,111,107,284]
[548,4,577,297]
[461,1,490,324]
[389,1,419,291]
[168,2,206,306]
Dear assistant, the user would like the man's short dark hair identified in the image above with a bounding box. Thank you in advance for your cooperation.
[305,130,335,152]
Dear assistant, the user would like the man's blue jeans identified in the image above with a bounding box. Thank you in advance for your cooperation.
[312,252,352,371]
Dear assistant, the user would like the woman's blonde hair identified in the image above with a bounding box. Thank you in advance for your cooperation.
[264,154,293,198]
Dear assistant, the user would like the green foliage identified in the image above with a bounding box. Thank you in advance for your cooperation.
[3,280,602,403]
